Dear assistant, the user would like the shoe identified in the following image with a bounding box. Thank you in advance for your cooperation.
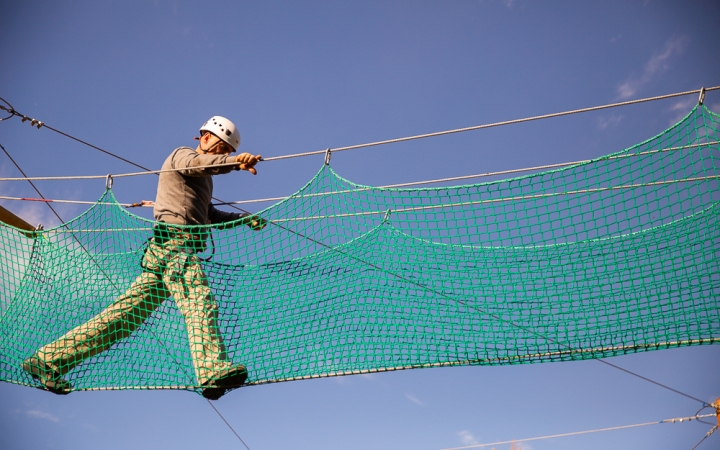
[22,356,72,395]
[201,364,248,400]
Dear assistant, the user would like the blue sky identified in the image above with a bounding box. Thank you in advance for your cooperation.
[1,1,719,449]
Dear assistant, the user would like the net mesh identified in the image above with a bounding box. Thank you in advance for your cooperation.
[1,105,719,394]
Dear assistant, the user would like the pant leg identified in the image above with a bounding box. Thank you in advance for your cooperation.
[163,250,231,385]
[36,271,169,376]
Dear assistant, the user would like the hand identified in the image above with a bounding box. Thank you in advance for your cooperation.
[235,153,261,175]
[244,214,267,231]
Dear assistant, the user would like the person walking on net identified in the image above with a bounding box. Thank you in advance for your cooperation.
[22,116,265,400]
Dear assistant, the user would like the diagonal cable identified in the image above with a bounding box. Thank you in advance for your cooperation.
[1,143,64,226]
[440,413,717,450]
[690,425,717,450]
[206,400,252,450]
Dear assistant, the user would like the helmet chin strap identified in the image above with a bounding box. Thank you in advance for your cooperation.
[198,133,224,153]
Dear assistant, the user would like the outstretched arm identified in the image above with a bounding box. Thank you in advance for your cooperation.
[234,153,261,175]
[208,205,267,230]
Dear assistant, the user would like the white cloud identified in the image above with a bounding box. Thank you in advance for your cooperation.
[458,430,479,446]
[645,37,687,76]
[8,202,61,229]
[405,393,424,406]
[83,423,99,433]
[617,36,689,99]
[503,0,516,7]
[617,80,638,100]
[0,169,85,229]
[667,97,696,125]
[26,409,60,423]
[670,97,696,112]
[597,114,624,130]
[332,376,351,385]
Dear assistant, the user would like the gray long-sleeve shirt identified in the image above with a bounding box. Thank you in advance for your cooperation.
[153,147,245,226]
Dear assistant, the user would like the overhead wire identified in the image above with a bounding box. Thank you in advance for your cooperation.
[0,91,716,182]
[217,141,719,206]
[690,427,718,450]
[206,400,252,450]
[2,139,717,222]
[3,172,719,217]
[439,413,718,450]
[594,360,710,406]
[0,195,151,208]
[0,87,717,178]
[1,140,717,208]
[0,97,14,121]
[260,86,719,161]
[694,405,719,427]
[0,163,247,181]
[268,174,720,223]
[0,143,65,227]
[0,88,715,409]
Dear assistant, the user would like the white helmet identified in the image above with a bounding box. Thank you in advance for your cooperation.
[199,116,241,152]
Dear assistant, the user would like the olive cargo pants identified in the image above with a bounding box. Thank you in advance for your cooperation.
[34,233,232,385]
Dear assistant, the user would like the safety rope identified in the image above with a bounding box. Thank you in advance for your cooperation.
[261,86,718,161]
[270,175,720,223]
[0,86,716,181]
[1,140,717,214]
[0,195,150,208]
[440,413,718,450]
[3,173,718,222]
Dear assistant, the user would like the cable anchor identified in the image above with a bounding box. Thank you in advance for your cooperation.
[0,97,16,121]
[20,114,44,129]
[105,174,114,190]
[324,148,332,165]
[706,425,718,439]
[698,87,706,105]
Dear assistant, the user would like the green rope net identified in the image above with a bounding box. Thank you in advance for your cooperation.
[1,105,719,395]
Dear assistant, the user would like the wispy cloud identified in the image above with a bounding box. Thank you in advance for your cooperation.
[83,423,99,433]
[26,409,60,423]
[597,114,624,130]
[645,37,688,75]
[709,100,720,113]
[458,430,479,446]
[405,393,423,406]
[617,36,689,99]
[0,165,84,228]
[667,97,696,125]
[7,203,61,229]
[332,376,351,385]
